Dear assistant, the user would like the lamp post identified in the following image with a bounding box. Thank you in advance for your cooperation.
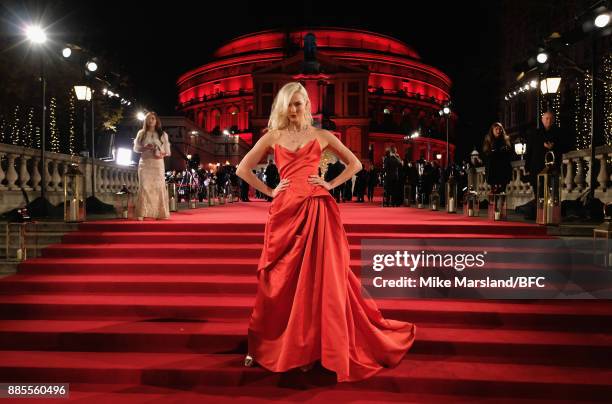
[223,129,231,164]
[439,105,451,169]
[73,85,91,156]
[25,25,48,207]
[84,61,98,199]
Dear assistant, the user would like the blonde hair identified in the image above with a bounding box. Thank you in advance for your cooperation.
[267,82,313,130]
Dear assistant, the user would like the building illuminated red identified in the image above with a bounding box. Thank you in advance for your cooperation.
[177,28,455,167]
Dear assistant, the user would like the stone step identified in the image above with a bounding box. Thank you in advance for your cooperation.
[0,262,19,276]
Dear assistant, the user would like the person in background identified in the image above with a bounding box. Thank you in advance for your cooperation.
[366,164,377,202]
[264,160,279,202]
[482,122,513,193]
[525,111,563,195]
[133,112,171,220]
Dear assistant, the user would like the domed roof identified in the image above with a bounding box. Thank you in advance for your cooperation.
[213,27,421,60]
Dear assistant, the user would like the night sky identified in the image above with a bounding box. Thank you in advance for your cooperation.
[1,0,504,159]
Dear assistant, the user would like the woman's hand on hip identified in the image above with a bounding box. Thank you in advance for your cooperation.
[308,175,332,190]
[271,179,290,198]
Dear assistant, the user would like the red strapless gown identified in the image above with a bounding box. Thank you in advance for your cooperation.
[248,138,416,382]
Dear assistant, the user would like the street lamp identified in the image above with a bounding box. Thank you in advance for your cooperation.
[25,24,48,210]
[223,129,231,164]
[594,12,611,28]
[439,104,452,169]
[536,51,549,64]
[514,140,527,160]
[25,25,46,44]
[86,61,98,72]
[73,85,91,156]
[540,75,562,94]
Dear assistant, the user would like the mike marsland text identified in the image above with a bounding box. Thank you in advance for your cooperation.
[371,276,547,288]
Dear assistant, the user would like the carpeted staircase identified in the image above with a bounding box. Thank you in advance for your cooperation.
[0,204,611,403]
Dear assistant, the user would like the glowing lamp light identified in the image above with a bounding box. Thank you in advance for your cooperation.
[225,160,230,165]
[514,142,527,156]
[25,25,47,44]
[86,61,98,72]
[436,153,442,160]
[536,52,548,64]
[116,148,133,166]
[73,86,92,101]
[443,107,451,115]
[136,112,146,121]
[540,76,561,95]
[594,12,610,28]
[530,80,538,89]
[410,132,420,139]
[223,129,230,135]
[62,47,72,58]
[187,154,192,160]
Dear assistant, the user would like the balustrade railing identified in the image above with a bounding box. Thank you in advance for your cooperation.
[474,145,612,208]
[0,143,138,213]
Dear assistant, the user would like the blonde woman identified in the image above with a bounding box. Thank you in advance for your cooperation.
[236,82,415,383]
[133,112,171,220]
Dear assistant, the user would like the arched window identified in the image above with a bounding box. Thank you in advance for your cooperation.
[211,109,221,132]
[228,106,239,129]
[197,110,206,129]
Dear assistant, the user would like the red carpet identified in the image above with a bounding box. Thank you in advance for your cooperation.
[1,200,611,402]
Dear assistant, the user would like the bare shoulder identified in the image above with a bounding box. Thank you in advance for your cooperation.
[259,129,281,148]
[313,128,337,149]
[313,127,333,138]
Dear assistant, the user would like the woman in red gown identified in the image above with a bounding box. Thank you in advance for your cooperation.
[236,82,415,383]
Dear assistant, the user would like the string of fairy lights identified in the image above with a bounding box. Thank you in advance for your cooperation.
[575,71,593,150]
[0,84,135,155]
[48,97,60,153]
[552,92,561,127]
[25,107,34,148]
[68,93,77,155]
[604,53,612,146]
[0,117,5,144]
[10,106,21,146]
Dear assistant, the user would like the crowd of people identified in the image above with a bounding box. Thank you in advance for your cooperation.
[218,111,564,209]
[134,111,565,217]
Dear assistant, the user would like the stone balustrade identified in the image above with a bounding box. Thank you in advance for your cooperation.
[474,145,612,208]
[0,143,138,213]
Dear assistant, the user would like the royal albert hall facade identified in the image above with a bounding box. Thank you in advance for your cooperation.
[177,28,455,167]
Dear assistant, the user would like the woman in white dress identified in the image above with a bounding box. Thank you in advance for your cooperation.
[133,112,171,220]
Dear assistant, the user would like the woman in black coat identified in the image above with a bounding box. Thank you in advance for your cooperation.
[482,122,513,193]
